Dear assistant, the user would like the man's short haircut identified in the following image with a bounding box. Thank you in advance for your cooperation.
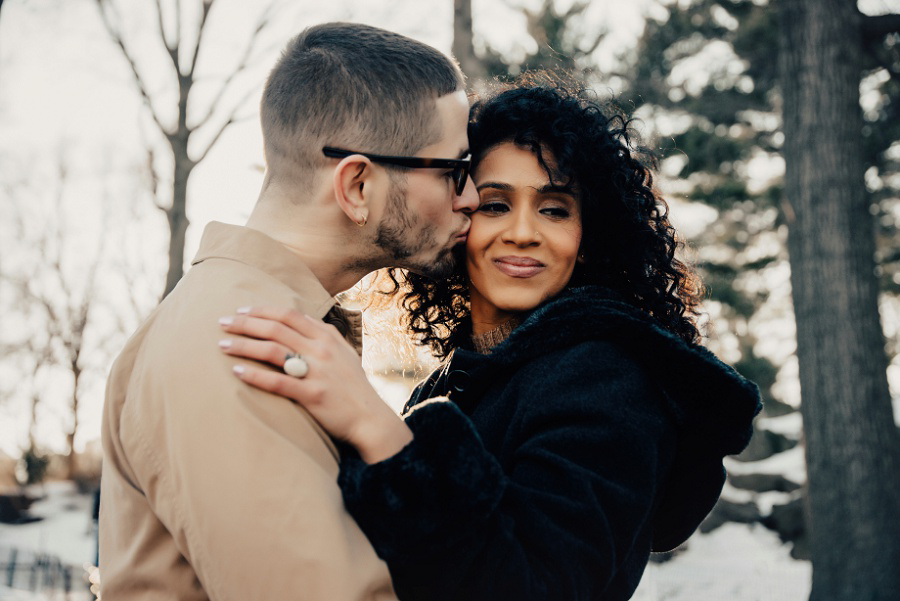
[261,22,465,192]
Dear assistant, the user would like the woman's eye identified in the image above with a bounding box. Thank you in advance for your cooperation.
[477,201,509,214]
[541,206,571,218]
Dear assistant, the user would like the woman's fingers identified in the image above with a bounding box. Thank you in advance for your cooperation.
[219,314,312,354]
[219,337,294,368]
[235,306,327,339]
[223,309,412,462]
[222,307,355,361]
[233,364,313,404]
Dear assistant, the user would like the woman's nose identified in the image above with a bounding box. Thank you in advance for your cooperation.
[500,209,540,246]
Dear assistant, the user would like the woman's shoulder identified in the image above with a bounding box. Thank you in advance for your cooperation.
[509,337,651,389]
[498,287,760,447]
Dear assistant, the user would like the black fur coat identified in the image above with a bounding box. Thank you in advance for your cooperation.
[339,287,761,601]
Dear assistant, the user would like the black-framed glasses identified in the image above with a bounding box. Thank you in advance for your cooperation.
[322,146,471,196]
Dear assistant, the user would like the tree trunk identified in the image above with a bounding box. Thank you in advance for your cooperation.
[28,392,39,451]
[452,0,486,82]
[778,1,900,599]
[163,146,194,298]
[66,362,80,480]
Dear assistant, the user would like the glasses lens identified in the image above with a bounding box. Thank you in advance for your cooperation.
[454,166,468,196]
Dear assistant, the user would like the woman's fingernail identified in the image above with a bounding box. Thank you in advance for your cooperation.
[236,307,250,314]
[218,317,233,326]
[218,339,232,349]
[232,365,245,375]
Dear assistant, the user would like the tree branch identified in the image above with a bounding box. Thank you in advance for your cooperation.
[175,0,183,58]
[860,12,900,84]
[154,0,181,76]
[863,50,900,85]
[861,14,900,41]
[195,64,268,163]
[95,0,171,138]
[147,149,168,212]
[190,1,272,132]
[194,116,234,163]
[153,0,174,52]
[188,0,215,77]
[580,30,605,56]
[135,122,170,212]
[562,0,590,20]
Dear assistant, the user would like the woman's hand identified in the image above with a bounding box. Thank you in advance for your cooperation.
[218,306,412,464]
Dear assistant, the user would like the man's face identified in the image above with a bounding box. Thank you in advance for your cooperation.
[373,91,478,278]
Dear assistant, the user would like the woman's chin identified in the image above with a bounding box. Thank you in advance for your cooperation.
[491,293,552,315]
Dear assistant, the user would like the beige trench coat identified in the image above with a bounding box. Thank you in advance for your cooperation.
[100,222,396,600]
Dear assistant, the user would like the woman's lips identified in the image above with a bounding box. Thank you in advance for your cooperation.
[493,256,546,278]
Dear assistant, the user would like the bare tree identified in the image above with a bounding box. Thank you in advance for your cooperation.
[521,0,604,74]
[453,0,486,82]
[2,158,108,479]
[0,146,150,481]
[453,0,605,84]
[94,0,283,297]
[778,1,900,599]
[0,337,53,463]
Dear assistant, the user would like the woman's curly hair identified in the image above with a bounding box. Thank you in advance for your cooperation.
[385,72,703,358]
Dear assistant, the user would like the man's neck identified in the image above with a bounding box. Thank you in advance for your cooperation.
[246,201,370,296]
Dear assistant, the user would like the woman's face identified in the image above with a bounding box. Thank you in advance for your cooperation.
[466,142,582,332]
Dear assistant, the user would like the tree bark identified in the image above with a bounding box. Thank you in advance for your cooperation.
[66,361,80,480]
[163,140,195,297]
[778,1,900,599]
[452,0,486,82]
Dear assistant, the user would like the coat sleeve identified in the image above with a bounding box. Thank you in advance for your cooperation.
[338,341,677,601]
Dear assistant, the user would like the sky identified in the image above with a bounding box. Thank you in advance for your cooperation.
[0,0,653,457]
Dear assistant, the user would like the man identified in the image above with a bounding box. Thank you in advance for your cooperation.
[100,22,477,599]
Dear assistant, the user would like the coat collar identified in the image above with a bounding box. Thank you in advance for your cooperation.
[449,286,761,454]
[192,222,337,320]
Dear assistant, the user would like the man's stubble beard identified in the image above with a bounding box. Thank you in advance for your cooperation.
[372,176,457,279]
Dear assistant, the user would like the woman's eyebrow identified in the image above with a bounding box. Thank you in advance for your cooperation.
[535,183,575,195]
[476,182,514,192]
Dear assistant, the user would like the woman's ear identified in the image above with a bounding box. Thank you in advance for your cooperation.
[332,155,374,227]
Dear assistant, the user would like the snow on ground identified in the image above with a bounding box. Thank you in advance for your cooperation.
[0,481,812,600]
[0,586,54,600]
[725,445,807,485]
[632,524,811,601]
[756,412,803,439]
[0,481,96,600]
[0,481,96,567]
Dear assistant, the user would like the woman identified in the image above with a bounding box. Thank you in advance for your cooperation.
[218,77,761,600]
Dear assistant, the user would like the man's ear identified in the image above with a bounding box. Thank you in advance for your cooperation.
[332,155,375,227]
